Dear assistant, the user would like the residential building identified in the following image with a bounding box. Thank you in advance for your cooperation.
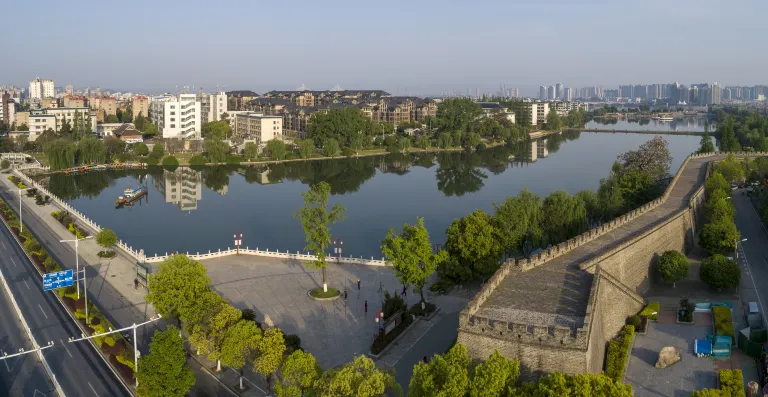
[65,84,73,96]
[198,91,228,123]
[547,86,556,100]
[132,96,150,119]
[512,102,549,126]
[619,85,633,99]
[478,102,515,123]
[96,123,128,137]
[90,96,117,116]
[563,88,572,102]
[1,92,16,126]
[549,101,588,116]
[28,114,56,140]
[226,91,260,111]
[231,112,283,144]
[150,94,201,139]
[29,77,54,100]
[111,124,143,142]
[41,97,58,109]
[555,83,563,100]
[62,95,87,108]
[712,82,721,105]
[34,107,97,132]
[14,111,29,128]
[539,86,547,101]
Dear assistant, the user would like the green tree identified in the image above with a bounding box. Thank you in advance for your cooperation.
[105,114,120,123]
[464,133,481,150]
[576,189,602,225]
[16,123,29,131]
[95,228,117,253]
[513,372,632,396]
[700,254,741,289]
[134,113,148,131]
[545,110,562,131]
[254,327,286,393]
[135,143,149,156]
[0,159,10,170]
[202,121,232,140]
[43,139,77,170]
[434,98,482,133]
[715,153,744,183]
[204,139,230,163]
[705,196,735,224]
[189,302,242,372]
[220,319,262,390]
[146,255,212,328]
[691,389,728,397]
[136,326,195,397]
[103,137,126,162]
[298,139,315,159]
[717,117,739,152]
[705,171,730,197]
[266,139,287,160]
[698,133,716,154]
[243,142,259,160]
[657,250,689,287]
[144,122,159,136]
[275,350,322,397]
[381,217,448,303]
[444,210,502,279]
[306,108,375,148]
[492,189,543,255]
[618,170,659,210]
[315,355,400,397]
[151,143,165,159]
[59,115,72,135]
[162,155,179,169]
[540,190,588,244]
[398,136,412,153]
[323,138,341,157]
[699,220,740,255]
[408,344,470,397]
[76,136,107,165]
[470,350,519,397]
[292,182,346,291]
[617,136,671,181]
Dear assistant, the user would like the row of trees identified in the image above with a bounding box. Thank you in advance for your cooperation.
[713,108,768,152]
[141,254,400,397]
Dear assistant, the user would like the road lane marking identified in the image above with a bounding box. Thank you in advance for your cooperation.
[37,304,48,319]
[23,280,30,290]
[10,257,15,267]
[60,339,73,358]
[87,382,98,396]
[1,241,5,249]
[3,359,9,372]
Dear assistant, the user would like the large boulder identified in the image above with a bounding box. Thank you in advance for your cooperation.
[655,346,681,369]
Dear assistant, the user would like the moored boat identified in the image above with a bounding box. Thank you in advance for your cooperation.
[116,186,148,207]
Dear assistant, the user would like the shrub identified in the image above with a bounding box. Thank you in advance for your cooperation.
[712,306,734,339]
[381,290,406,320]
[135,143,149,156]
[226,155,243,164]
[605,325,634,381]
[678,298,694,322]
[627,314,642,330]
[284,334,302,353]
[144,156,159,166]
[162,155,179,167]
[342,147,355,157]
[700,254,741,289]
[116,152,135,163]
[189,155,207,166]
[285,152,298,160]
[658,250,689,286]
[719,369,745,397]
[409,301,437,317]
[640,302,660,321]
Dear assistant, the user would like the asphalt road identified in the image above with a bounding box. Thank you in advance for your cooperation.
[0,263,55,396]
[0,214,130,396]
[733,192,768,327]
[0,186,236,396]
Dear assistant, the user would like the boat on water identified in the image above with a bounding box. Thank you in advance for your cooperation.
[116,186,148,207]
[652,114,674,122]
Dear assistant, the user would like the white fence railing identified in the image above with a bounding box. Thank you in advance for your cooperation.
[10,170,389,267]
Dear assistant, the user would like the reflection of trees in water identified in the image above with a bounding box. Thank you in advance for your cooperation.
[279,157,379,195]
[47,170,137,200]
[202,166,231,192]
[436,151,487,197]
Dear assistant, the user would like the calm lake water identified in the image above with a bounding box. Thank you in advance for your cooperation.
[586,117,709,131]
[42,132,700,258]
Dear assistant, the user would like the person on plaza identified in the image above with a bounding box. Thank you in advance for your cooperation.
[134,278,139,290]
[423,356,429,364]
[344,288,348,302]
[365,300,368,315]
[357,278,361,291]
[401,285,407,298]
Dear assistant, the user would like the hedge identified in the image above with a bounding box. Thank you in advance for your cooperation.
[189,155,207,166]
[719,369,745,397]
[640,302,660,321]
[713,306,734,339]
[605,325,634,381]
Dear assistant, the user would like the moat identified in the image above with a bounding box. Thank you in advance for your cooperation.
[40,131,700,257]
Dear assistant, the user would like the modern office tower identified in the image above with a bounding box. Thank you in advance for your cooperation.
[539,86,547,101]
[547,86,555,100]
[563,87,572,101]
[555,83,563,99]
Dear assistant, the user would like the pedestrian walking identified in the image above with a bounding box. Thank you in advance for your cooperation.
[134,278,139,290]
[344,288,348,301]
[378,281,383,292]
[423,356,429,364]
[365,300,368,314]
[401,286,407,298]
[357,278,361,291]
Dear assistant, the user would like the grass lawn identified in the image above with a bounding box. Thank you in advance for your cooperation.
[309,287,339,299]
[29,153,49,166]
[166,152,198,165]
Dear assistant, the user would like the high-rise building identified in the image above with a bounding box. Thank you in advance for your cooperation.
[678,85,690,104]
[619,85,633,99]
[132,96,150,120]
[563,87,572,101]
[633,85,647,100]
[555,83,563,100]
[29,77,54,100]
[547,86,556,100]
[712,82,721,105]
[150,93,201,139]
[647,84,661,100]
[198,91,228,124]
[1,92,16,126]
[539,86,547,101]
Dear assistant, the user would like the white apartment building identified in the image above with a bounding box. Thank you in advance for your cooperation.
[34,107,98,132]
[28,114,56,140]
[549,101,589,116]
[150,94,201,139]
[198,91,228,124]
[29,77,55,100]
[232,112,283,144]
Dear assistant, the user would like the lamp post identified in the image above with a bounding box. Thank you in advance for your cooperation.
[332,237,343,264]
[17,187,29,233]
[60,235,93,299]
[735,238,747,259]
[234,233,242,255]
[0,341,54,361]
[69,314,162,387]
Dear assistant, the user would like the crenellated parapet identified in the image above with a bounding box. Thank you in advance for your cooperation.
[460,314,589,350]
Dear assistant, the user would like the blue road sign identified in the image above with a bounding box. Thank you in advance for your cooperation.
[43,269,74,291]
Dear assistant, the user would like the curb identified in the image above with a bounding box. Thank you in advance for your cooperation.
[424,305,442,321]
[368,317,421,360]
[306,289,340,301]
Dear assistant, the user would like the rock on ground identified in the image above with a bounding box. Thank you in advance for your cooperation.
[655,346,681,369]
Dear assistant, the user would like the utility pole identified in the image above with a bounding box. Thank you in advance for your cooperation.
[60,236,93,299]
[0,341,54,361]
[17,186,29,233]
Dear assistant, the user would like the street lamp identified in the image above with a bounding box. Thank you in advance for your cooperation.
[735,238,747,259]
[0,341,54,361]
[332,237,343,264]
[233,233,242,255]
[17,186,29,233]
[60,235,93,299]
[69,314,162,387]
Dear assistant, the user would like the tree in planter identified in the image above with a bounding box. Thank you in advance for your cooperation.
[699,219,740,255]
[700,254,741,290]
[146,255,212,328]
[95,228,118,257]
[657,250,689,287]
[292,182,346,292]
[381,217,448,304]
[254,327,286,394]
[136,326,195,397]
[314,355,400,397]
[188,302,242,372]
[275,350,322,397]
[220,319,262,390]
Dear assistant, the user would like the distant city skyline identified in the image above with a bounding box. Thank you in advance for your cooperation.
[3,0,766,96]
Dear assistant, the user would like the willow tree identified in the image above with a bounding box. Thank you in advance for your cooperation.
[43,139,76,170]
[77,136,106,165]
[292,182,346,292]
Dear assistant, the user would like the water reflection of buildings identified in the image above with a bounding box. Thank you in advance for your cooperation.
[528,139,549,162]
[155,168,203,211]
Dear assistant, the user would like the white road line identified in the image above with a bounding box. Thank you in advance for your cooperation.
[1,241,6,249]
[9,258,15,267]
[23,280,30,290]
[87,381,98,397]
[37,304,48,319]
[3,359,9,372]
[60,339,73,358]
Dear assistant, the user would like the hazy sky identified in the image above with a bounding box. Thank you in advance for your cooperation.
[4,0,765,95]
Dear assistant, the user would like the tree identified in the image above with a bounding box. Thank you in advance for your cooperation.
[189,302,242,372]
[162,155,179,169]
[704,195,735,224]
[314,355,400,397]
[513,372,632,396]
[540,190,589,244]
[16,123,29,131]
[254,327,286,393]
[0,159,10,170]
[715,153,744,183]
[492,190,543,256]
[545,110,562,131]
[202,121,232,140]
[293,182,346,291]
[146,255,212,327]
[698,133,716,154]
[144,122,159,136]
[323,138,341,157]
[657,250,689,287]
[463,133,480,150]
[151,143,165,159]
[700,254,741,289]
[135,143,149,156]
[275,350,322,397]
[298,139,315,159]
[266,139,287,160]
[220,320,262,390]
[134,113,148,131]
[618,169,659,210]
[691,389,729,397]
[136,326,195,397]
[469,350,519,397]
[104,137,126,162]
[617,136,671,181]
[718,117,739,152]
[699,220,740,255]
[434,98,482,133]
[95,228,117,253]
[59,115,72,135]
[43,139,77,171]
[705,171,731,197]
[381,217,448,303]
[444,210,502,279]
[76,136,107,165]
[105,114,120,123]
[243,142,259,160]
[409,344,470,397]
[204,139,230,163]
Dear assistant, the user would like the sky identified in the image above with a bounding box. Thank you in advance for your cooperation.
[3,0,766,96]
